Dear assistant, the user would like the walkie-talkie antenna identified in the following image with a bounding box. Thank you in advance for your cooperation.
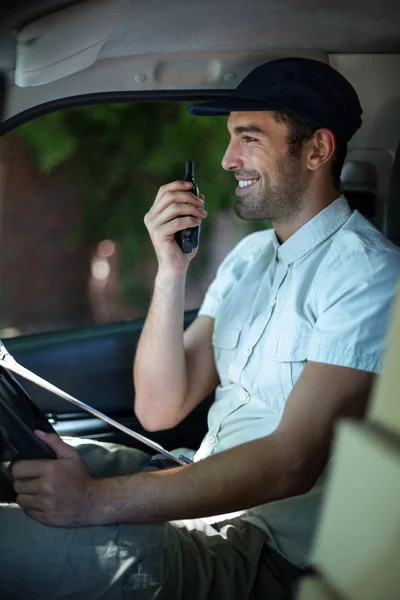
[186,160,194,177]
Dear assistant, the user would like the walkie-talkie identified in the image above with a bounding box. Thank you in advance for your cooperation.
[175,160,200,253]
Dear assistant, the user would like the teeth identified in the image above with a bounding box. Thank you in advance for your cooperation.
[238,179,258,188]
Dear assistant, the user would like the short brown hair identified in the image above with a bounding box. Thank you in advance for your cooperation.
[273,110,347,188]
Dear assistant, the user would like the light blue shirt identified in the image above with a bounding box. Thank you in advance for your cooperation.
[195,196,400,567]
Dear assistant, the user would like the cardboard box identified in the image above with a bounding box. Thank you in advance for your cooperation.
[369,287,400,437]
[296,576,342,600]
[312,422,400,600]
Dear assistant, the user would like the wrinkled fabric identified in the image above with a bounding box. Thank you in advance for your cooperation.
[196,196,400,566]
[0,440,301,600]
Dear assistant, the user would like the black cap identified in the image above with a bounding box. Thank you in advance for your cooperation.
[189,57,362,142]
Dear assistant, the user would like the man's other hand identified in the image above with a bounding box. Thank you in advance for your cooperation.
[11,431,95,527]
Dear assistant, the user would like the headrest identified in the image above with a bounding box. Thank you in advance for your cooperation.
[340,160,377,218]
[385,143,400,245]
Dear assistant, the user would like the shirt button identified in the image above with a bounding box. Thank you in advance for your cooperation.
[244,348,251,357]
[207,435,217,444]
[240,391,249,403]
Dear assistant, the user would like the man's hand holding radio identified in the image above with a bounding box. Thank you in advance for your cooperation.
[144,180,207,279]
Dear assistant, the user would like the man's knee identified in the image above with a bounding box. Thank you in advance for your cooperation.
[63,438,151,478]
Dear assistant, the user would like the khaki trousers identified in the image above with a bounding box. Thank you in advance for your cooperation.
[0,439,302,600]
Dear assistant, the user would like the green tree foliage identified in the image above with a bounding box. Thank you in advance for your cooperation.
[13,102,268,305]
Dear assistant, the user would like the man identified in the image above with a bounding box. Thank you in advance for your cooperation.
[1,57,400,599]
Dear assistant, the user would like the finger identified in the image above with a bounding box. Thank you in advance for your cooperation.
[11,459,50,479]
[158,216,204,238]
[151,190,203,218]
[152,201,207,228]
[13,477,42,495]
[34,430,77,460]
[16,493,45,512]
[154,181,193,205]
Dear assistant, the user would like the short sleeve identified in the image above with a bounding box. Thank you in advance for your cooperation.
[308,248,400,373]
[198,230,273,319]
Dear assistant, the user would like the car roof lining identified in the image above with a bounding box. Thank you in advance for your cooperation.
[99,0,400,56]
[1,0,399,153]
[1,0,400,77]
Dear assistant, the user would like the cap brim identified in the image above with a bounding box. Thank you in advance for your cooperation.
[189,96,280,116]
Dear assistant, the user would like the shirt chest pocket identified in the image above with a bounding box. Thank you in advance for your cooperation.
[212,319,242,385]
[264,332,310,410]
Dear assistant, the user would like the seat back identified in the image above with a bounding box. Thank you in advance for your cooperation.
[383,142,400,246]
[340,159,377,218]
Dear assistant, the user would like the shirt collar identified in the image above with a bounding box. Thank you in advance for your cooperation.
[273,195,352,265]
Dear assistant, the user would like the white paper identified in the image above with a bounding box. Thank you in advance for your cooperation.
[0,341,187,466]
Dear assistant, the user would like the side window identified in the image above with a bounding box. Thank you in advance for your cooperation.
[0,102,269,339]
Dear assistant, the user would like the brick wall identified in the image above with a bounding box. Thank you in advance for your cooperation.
[0,136,93,335]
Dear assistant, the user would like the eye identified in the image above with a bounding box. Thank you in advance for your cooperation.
[243,136,257,143]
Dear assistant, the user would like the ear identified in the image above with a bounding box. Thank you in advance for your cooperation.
[306,129,336,172]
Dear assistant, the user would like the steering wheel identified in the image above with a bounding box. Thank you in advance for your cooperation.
[0,366,56,463]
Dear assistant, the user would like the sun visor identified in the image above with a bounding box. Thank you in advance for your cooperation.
[14,0,126,87]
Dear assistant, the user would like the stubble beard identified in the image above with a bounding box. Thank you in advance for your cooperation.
[234,153,307,223]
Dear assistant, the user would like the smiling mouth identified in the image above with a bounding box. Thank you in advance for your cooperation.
[237,178,259,189]
[236,178,260,194]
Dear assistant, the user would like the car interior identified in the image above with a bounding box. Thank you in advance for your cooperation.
[0,1,399,598]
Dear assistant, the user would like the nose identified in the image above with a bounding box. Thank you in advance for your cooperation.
[221,139,244,172]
